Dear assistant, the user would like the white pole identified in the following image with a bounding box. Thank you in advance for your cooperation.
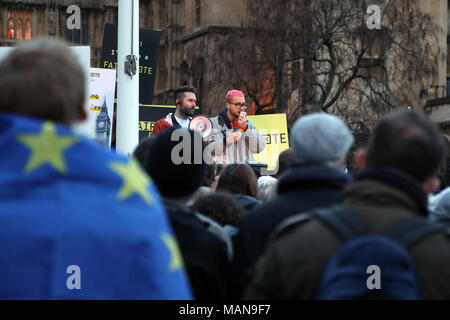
[116,0,139,156]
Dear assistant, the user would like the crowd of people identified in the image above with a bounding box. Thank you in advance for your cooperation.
[2,38,450,300]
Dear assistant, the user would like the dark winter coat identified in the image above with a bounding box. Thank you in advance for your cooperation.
[244,169,450,299]
[233,194,260,211]
[163,198,231,300]
[231,164,350,298]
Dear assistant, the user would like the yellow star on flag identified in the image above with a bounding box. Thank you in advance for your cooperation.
[16,122,79,175]
[109,159,153,206]
[161,233,183,272]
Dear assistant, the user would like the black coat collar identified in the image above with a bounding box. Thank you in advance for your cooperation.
[277,164,350,194]
[353,168,428,215]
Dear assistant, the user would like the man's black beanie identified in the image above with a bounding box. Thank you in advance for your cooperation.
[145,127,205,198]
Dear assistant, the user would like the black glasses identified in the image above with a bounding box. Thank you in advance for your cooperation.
[228,102,248,110]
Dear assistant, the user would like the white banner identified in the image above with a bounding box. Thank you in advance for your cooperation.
[89,68,116,149]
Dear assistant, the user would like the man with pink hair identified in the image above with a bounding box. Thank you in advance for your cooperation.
[208,90,266,164]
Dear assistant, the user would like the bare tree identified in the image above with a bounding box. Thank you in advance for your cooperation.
[212,0,439,129]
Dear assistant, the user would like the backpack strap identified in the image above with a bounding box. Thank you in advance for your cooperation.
[271,212,314,242]
[311,205,371,242]
[194,212,234,263]
[272,205,371,243]
[384,217,444,249]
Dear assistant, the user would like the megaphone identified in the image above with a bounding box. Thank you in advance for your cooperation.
[189,115,213,138]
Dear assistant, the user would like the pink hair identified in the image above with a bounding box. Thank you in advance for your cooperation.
[226,90,245,101]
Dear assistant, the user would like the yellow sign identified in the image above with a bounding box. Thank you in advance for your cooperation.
[139,121,155,132]
[247,113,290,173]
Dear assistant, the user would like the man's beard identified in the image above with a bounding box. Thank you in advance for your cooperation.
[228,109,240,120]
[179,105,195,118]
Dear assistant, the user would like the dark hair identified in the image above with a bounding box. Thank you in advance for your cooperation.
[216,164,258,198]
[0,38,85,125]
[145,127,205,198]
[133,137,154,168]
[216,163,224,176]
[202,163,217,187]
[367,109,445,182]
[191,192,245,227]
[276,148,296,177]
[436,172,447,193]
[174,86,196,105]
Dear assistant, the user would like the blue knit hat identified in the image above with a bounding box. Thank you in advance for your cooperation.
[317,236,423,300]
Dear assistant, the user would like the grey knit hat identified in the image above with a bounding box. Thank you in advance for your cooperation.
[291,113,354,164]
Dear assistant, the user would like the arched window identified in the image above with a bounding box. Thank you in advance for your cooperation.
[195,0,201,27]
[7,17,15,40]
[7,11,32,40]
[16,19,23,40]
[25,19,32,40]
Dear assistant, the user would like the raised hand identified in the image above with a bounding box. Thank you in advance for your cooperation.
[238,111,247,128]
[226,130,242,145]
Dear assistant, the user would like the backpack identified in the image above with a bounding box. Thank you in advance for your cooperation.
[194,212,234,262]
[310,205,444,300]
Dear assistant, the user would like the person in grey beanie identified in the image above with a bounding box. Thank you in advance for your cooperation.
[290,113,354,166]
[230,112,354,299]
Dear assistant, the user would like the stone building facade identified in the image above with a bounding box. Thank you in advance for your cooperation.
[3,0,450,181]
[148,0,246,113]
[0,0,119,67]
[0,0,246,115]
[1,1,450,123]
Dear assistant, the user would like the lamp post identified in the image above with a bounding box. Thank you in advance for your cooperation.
[116,0,139,156]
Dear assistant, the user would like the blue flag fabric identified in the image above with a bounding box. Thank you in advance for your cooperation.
[0,113,193,299]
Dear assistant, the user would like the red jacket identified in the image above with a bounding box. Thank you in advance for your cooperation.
[152,113,174,136]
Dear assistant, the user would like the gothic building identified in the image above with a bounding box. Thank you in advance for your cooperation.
[2,1,450,123]
[0,0,120,67]
[147,0,246,114]
[3,0,450,180]
[0,0,246,115]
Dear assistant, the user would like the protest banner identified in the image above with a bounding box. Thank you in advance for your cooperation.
[247,113,290,173]
[100,23,160,106]
[101,23,163,143]
[89,68,116,148]
[139,105,176,140]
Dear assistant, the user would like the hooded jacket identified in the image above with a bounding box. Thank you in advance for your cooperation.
[208,108,266,164]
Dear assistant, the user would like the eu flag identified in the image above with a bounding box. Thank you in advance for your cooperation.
[0,113,192,299]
